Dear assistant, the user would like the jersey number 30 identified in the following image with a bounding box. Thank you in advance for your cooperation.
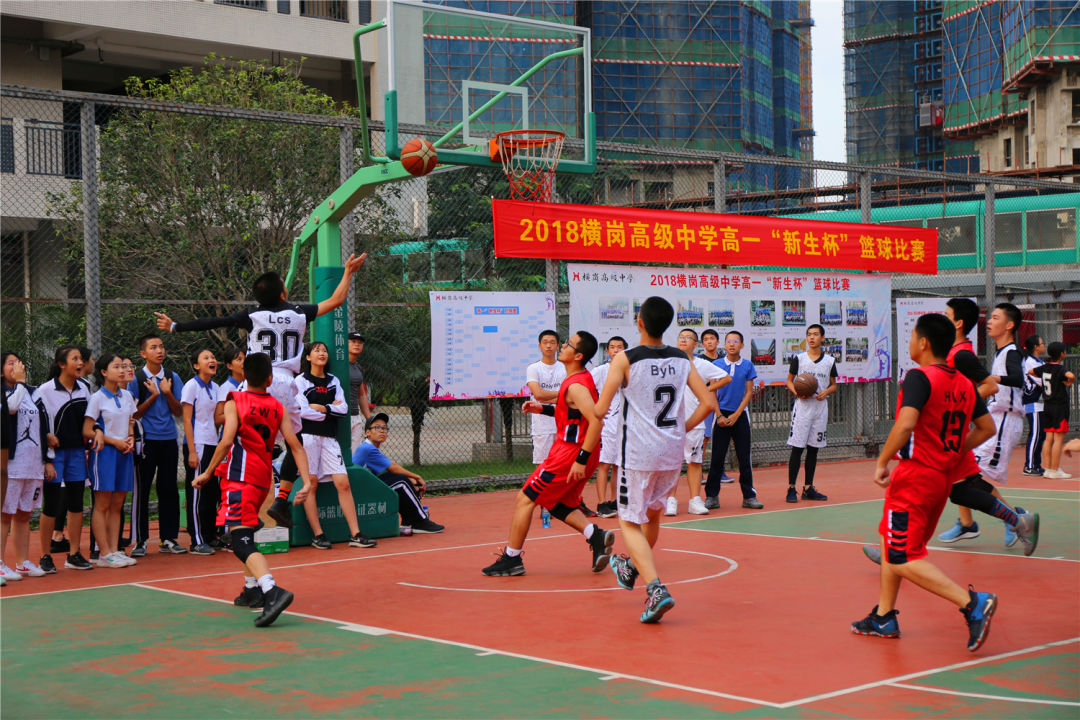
[654,385,677,428]
[255,329,301,363]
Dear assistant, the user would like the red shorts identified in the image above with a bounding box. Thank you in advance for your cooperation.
[522,442,600,510]
[879,462,951,564]
[217,479,268,529]
[948,450,981,483]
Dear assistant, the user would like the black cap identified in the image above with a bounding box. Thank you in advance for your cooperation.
[348,332,365,342]
[365,412,390,431]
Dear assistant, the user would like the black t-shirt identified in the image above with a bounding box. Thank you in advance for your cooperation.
[1031,363,1070,409]
[950,349,991,384]
[348,361,365,416]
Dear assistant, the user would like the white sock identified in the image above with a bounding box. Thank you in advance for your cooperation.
[244,576,257,589]
[583,524,596,540]
[505,547,522,558]
[257,573,275,594]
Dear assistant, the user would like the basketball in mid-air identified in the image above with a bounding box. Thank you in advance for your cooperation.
[793,372,819,399]
[401,138,438,176]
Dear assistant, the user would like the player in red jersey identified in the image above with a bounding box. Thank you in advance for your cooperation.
[482,331,615,577]
[853,313,1000,651]
[193,353,315,627]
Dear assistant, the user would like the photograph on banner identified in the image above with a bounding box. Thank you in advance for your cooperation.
[568,263,893,385]
[429,291,556,400]
[895,297,979,382]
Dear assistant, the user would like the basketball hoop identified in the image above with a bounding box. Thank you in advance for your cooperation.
[491,129,565,202]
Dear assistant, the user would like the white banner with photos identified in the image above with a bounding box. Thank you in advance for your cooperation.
[895,297,979,382]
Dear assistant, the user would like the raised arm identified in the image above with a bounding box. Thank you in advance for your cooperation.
[156,308,250,334]
[315,253,366,317]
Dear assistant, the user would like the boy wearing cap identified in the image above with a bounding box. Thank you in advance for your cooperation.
[347,333,372,452]
[352,413,444,534]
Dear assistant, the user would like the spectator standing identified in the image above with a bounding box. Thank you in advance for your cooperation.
[589,335,626,518]
[347,333,372,452]
[182,349,223,555]
[704,331,764,509]
[1021,335,1047,476]
[1030,342,1075,479]
[525,330,566,465]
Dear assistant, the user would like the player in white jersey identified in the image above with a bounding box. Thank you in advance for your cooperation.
[596,297,718,624]
[785,324,837,503]
[155,253,365,527]
[664,329,730,516]
[589,336,627,518]
[525,330,566,465]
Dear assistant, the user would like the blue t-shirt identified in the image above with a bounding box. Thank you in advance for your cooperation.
[127,367,183,441]
[713,356,757,413]
[352,439,391,475]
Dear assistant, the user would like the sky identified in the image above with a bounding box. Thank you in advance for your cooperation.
[810,0,846,163]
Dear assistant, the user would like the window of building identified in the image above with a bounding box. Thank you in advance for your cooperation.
[277,0,290,12]
[644,181,673,202]
[1,118,13,174]
[1026,209,1076,251]
[1003,137,1012,167]
[1073,90,1080,122]
[926,215,976,255]
[994,212,1022,252]
[433,251,460,283]
[214,0,266,9]
[407,252,430,282]
[299,0,347,21]
[356,0,371,23]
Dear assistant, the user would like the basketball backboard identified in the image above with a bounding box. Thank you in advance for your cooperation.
[385,0,595,173]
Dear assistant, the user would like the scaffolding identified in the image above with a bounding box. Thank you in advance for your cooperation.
[1001,0,1080,95]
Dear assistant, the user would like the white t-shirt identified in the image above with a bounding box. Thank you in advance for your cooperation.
[85,387,137,441]
[684,356,728,420]
[590,362,623,425]
[218,376,243,403]
[525,359,565,436]
[181,376,221,446]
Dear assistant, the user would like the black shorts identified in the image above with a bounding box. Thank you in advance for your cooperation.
[1042,405,1070,433]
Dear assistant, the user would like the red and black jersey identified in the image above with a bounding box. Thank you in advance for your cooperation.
[553,370,598,449]
[895,364,987,471]
[225,390,283,489]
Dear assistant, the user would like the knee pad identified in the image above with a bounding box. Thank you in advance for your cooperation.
[64,481,85,514]
[549,502,574,522]
[42,483,63,518]
[231,528,258,563]
[949,475,995,512]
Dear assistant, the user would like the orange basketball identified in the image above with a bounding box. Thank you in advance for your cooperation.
[401,138,438,176]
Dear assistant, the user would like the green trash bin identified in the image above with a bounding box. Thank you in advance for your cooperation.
[288,464,398,546]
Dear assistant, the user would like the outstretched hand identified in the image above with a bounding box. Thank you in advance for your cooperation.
[154,311,174,331]
[344,253,367,275]
[522,400,542,414]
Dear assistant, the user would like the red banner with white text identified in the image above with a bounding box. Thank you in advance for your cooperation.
[492,199,938,274]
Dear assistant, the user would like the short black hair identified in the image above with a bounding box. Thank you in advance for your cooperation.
[223,346,245,365]
[94,353,120,387]
[300,341,328,374]
[538,329,559,344]
[638,296,674,338]
[253,272,285,308]
[946,297,980,335]
[189,347,213,369]
[1023,334,1043,355]
[725,330,744,343]
[573,331,598,364]
[243,352,273,388]
[79,347,94,363]
[915,313,954,359]
[606,335,627,350]
[1047,341,1066,362]
[678,328,699,341]
[701,329,719,341]
[138,334,161,351]
[807,323,825,336]
[995,302,1022,339]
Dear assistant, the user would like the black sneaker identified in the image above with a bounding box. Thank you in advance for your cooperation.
[640,582,674,624]
[267,497,294,529]
[786,486,798,503]
[579,501,598,518]
[703,496,721,510]
[50,538,70,554]
[609,553,639,590]
[130,541,147,558]
[349,532,377,548]
[802,486,828,501]
[208,537,227,551]
[89,549,100,561]
[64,552,94,571]
[588,528,615,572]
[412,518,445,534]
[190,543,215,556]
[1021,466,1045,477]
[254,585,294,627]
[598,501,618,519]
[311,534,332,550]
[851,605,900,638]
[39,555,57,574]
[234,585,265,608]
[159,539,188,554]
[961,586,997,651]
[482,549,525,576]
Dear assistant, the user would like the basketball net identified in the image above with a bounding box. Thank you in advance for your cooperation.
[493,130,565,202]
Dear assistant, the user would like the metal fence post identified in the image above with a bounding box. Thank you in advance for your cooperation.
[857,171,873,439]
[340,126,356,330]
[984,182,996,364]
[859,171,871,223]
[713,159,726,213]
[81,102,101,354]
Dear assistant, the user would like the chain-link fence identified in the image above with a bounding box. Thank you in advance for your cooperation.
[3,84,1078,488]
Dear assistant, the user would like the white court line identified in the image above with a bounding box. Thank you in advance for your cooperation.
[672,497,878,520]
[777,637,1080,708]
[399,549,737,593]
[1005,495,1080,502]
[134,583,785,709]
[887,682,1080,707]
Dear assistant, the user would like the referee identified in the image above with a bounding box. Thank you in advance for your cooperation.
[703,330,763,509]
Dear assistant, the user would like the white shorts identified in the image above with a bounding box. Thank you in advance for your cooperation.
[684,426,705,464]
[302,434,347,482]
[618,467,681,525]
[350,415,365,454]
[787,399,828,449]
[532,433,555,465]
[3,477,43,514]
[973,411,1024,484]
[599,424,620,465]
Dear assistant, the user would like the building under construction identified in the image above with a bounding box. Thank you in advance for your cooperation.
[845,0,1079,178]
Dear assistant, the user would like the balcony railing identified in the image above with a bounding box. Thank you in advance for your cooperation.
[214,0,267,10]
[300,0,347,21]
[25,120,80,178]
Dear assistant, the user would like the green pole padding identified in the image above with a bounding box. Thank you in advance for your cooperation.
[287,464,399,545]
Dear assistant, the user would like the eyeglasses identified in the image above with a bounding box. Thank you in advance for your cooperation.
[368,425,388,431]
[562,340,579,352]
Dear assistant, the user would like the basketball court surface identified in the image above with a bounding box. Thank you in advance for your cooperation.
[3,452,1077,718]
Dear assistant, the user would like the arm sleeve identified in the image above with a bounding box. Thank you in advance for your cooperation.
[829,363,838,378]
[788,357,799,375]
[84,392,100,420]
[526,363,539,385]
[899,369,932,412]
[294,377,325,421]
[174,309,252,333]
[327,377,349,417]
[971,391,988,419]
[997,349,1024,388]
[299,303,319,322]
[171,373,184,400]
[952,350,990,384]
[32,391,55,460]
[745,363,757,381]
[6,384,28,414]
[38,403,50,462]
[180,380,196,405]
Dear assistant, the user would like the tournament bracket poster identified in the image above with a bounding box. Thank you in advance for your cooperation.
[568,263,892,385]
[429,291,556,400]
[895,297,979,382]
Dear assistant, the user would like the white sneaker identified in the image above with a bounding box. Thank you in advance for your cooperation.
[1044,468,1070,479]
[688,496,709,515]
[664,496,678,516]
[103,553,128,568]
[120,553,137,566]
[15,561,47,577]
[1056,469,1072,479]
[1,563,23,581]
